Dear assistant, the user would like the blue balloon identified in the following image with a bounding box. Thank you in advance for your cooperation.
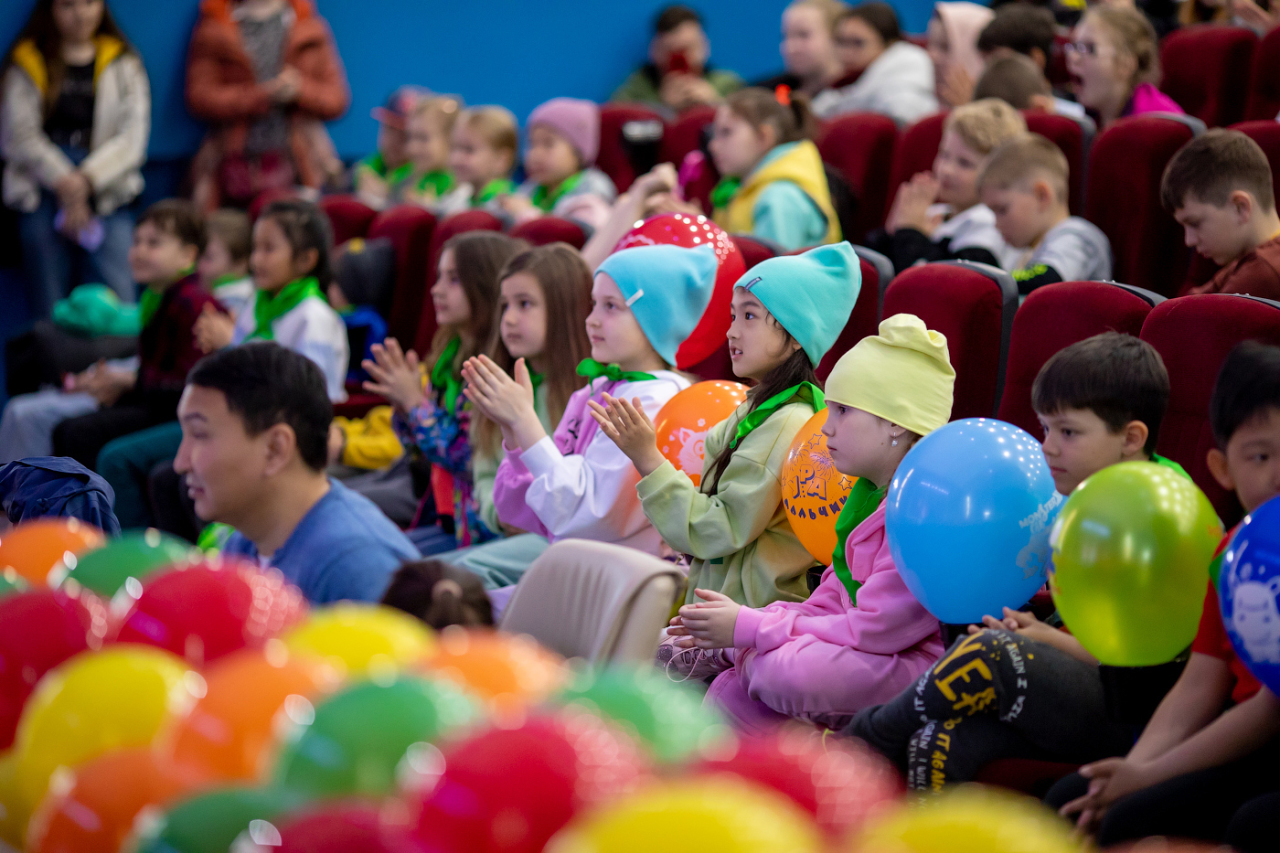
[1219,495,1280,695]
[886,418,1064,624]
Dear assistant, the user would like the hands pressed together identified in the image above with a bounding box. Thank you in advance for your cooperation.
[462,354,547,450]
[885,172,942,236]
[668,588,742,650]
[194,304,236,354]
[362,338,425,413]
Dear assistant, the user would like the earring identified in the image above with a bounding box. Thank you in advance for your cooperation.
[891,437,899,447]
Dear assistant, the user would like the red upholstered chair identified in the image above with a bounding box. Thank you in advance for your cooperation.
[816,245,893,382]
[1245,25,1280,121]
[1140,294,1280,526]
[1024,112,1090,215]
[729,234,779,270]
[887,112,947,217]
[1160,25,1257,127]
[319,195,379,245]
[367,205,436,347]
[597,104,666,194]
[881,260,1018,420]
[509,216,587,249]
[1085,115,1204,297]
[1230,120,1280,205]
[661,105,719,214]
[1047,33,1072,89]
[996,281,1163,437]
[817,112,899,241]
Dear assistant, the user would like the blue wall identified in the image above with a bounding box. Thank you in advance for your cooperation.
[1,0,937,162]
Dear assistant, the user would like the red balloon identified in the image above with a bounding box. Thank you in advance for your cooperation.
[0,587,107,748]
[613,213,744,368]
[110,558,307,666]
[275,803,425,853]
[411,710,651,853]
[686,727,902,839]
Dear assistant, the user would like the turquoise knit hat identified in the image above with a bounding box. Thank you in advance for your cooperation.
[595,244,719,367]
[735,242,861,365]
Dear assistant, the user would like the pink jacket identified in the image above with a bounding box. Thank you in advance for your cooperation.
[721,502,944,726]
[1126,82,1185,118]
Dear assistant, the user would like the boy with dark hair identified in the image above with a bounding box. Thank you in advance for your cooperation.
[610,4,743,112]
[973,53,1053,111]
[977,3,1057,70]
[847,332,1187,791]
[176,341,417,604]
[1050,342,1280,852]
[1161,129,1280,300]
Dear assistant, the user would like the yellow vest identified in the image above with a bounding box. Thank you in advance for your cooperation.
[714,140,841,245]
[12,35,126,97]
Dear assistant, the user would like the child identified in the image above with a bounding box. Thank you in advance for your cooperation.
[354,86,422,210]
[502,98,617,227]
[671,313,955,735]
[1066,5,1182,131]
[979,133,1111,294]
[199,209,254,319]
[973,53,1054,112]
[876,99,1025,273]
[400,94,461,210]
[363,232,528,553]
[454,243,719,589]
[0,200,222,467]
[193,198,349,401]
[708,87,840,251]
[591,242,860,611]
[1048,342,1280,850]
[848,332,1187,790]
[380,559,495,629]
[437,106,520,216]
[1162,129,1280,301]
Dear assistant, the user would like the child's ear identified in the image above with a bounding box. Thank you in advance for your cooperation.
[181,243,200,270]
[1230,190,1255,224]
[1206,446,1236,492]
[1033,179,1054,208]
[294,247,320,278]
[1120,419,1149,459]
[757,123,778,150]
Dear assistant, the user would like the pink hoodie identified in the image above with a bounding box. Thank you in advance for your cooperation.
[706,502,944,733]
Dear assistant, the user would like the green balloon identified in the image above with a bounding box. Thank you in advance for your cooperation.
[553,666,728,763]
[0,569,28,600]
[134,786,303,853]
[273,675,481,798]
[56,529,195,597]
[1050,461,1223,666]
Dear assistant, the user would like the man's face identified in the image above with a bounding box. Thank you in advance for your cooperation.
[173,385,270,525]
[653,21,708,73]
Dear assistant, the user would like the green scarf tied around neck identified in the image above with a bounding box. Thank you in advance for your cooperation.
[530,171,584,212]
[710,176,742,211]
[729,382,824,450]
[576,358,657,385]
[830,478,890,605]
[247,277,324,342]
[430,336,464,416]
[138,267,197,329]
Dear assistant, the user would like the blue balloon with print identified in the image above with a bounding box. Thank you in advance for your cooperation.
[1219,495,1280,695]
[885,418,1064,624]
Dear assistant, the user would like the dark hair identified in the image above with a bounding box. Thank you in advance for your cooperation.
[841,2,901,46]
[1161,129,1276,215]
[381,559,494,629]
[137,199,207,254]
[656,4,701,33]
[206,209,252,264]
[1031,332,1170,455]
[257,199,334,288]
[704,328,818,494]
[1210,342,1280,449]
[725,87,818,146]
[473,243,592,457]
[3,0,136,119]
[976,4,1056,62]
[187,342,332,471]
[973,53,1051,110]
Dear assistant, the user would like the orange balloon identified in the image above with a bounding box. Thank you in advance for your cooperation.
[164,645,339,782]
[0,519,103,587]
[780,410,857,564]
[26,747,209,853]
[654,381,750,486]
[418,628,568,713]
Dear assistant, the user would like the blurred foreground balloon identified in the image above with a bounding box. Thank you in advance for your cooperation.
[1219,494,1280,694]
[418,628,567,712]
[51,528,193,596]
[275,803,424,853]
[653,381,749,486]
[283,603,434,677]
[0,519,103,587]
[780,410,856,563]
[133,785,304,853]
[1051,461,1221,665]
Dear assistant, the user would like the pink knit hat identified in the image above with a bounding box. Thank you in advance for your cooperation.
[526,98,600,166]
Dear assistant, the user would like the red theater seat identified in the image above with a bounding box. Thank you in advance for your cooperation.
[1231,120,1280,205]
[598,104,666,193]
[996,281,1162,436]
[367,205,436,347]
[1246,25,1280,121]
[817,112,899,242]
[1085,115,1204,297]
[887,112,947,217]
[661,105,719,214]
[816,245,893,382]
[729,234,779,270]
[319,195,379,245]
[509,216,588,249]
[882,260,1017,420]
[1160,25,1257,127]
[1024,112,1090,215]
[1140,294,1280,525]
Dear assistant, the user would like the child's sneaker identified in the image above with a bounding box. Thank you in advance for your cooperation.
[656,638,733,683]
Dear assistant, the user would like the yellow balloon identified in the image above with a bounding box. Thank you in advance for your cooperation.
[1050,461,1223,666]
[547,778,823,853]
[851,785,1086,853]
[0,750,26,849]
[283,603,435,678]
[13,646,195,813]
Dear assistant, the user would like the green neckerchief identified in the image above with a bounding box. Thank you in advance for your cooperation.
[415,169,455,199]
[1152,453,1190,480]
[248,276,323,341]
[430,335,464,416]
[473,178,516,206]
[210,271,246,291]
[138,285,164,329]
[830,478,889,604]
[360,152,414,185]
[710,175,742,211]
[529,370,545,394]
[530,170,585,212]
[730,382,824,450]
[576,358,657,385]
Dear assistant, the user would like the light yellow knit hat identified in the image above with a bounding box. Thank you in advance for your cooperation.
[824,313,956,436]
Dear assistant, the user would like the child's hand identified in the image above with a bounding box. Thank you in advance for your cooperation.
[588,393,666,477]
[362,338,425,413]
[628,163,678,201]
[462,356,547,450]
[498,194,538,223]
[75,361,134,406]
[674,589,742,650]
[642,192,704,218]
[885,172,942,236]
[969,607,1098,664]
[194,304,235,353]
[939,63,975,108]
[1059,757,1149,831]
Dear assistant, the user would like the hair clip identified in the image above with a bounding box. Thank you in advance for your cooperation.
[625,289,644,307]
[774,84,792,106]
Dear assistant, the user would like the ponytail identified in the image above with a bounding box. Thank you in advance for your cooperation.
[381,559,495,629]
[724,87,818,146]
